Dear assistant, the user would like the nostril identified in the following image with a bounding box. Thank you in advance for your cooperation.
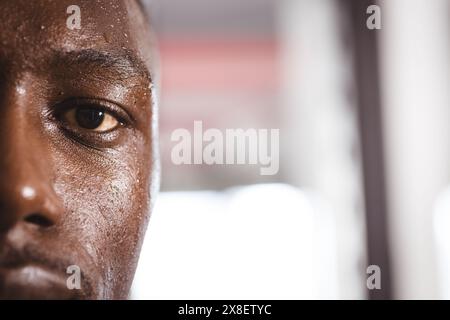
[24,213,54,228]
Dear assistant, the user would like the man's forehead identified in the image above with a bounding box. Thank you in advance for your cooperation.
[0,0,148,55]
[0,0,153,80]
[0,0,135,28]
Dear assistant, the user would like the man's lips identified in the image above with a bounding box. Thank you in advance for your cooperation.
[0,264,80,299]
[0,237,96,299]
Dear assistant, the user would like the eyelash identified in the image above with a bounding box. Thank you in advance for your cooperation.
[54,98,130,122]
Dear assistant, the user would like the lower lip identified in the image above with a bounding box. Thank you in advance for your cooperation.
[0,265,79,299]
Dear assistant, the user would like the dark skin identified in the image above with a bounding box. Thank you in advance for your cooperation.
[0,0,158,299]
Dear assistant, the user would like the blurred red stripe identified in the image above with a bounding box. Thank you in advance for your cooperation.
[159,38,279,94]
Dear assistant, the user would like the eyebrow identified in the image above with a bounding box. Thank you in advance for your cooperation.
[51,48,152,84]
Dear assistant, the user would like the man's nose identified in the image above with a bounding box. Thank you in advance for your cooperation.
[0,87,63,233]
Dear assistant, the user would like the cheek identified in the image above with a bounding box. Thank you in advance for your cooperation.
[52,145,152,292]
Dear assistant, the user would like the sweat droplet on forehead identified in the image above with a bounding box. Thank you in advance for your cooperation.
[16,85,26,95]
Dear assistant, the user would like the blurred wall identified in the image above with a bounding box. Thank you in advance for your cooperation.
[151,0,281,190]
[279,0,367,299]
[380,0,450,299]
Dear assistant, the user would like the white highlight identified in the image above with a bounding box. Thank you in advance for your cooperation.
[131,184,338,299]
[21,186,36,200]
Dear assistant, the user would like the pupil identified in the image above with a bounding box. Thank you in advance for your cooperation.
[75,108,105,129]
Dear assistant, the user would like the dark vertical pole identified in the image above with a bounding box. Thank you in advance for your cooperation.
[344,0,392,300]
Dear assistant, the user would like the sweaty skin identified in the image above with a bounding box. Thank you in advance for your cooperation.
[0,0,158,299]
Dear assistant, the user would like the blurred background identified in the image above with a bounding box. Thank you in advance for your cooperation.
[132,0,450,299]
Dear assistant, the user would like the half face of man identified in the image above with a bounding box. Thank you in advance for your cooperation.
[0,0,157,299]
